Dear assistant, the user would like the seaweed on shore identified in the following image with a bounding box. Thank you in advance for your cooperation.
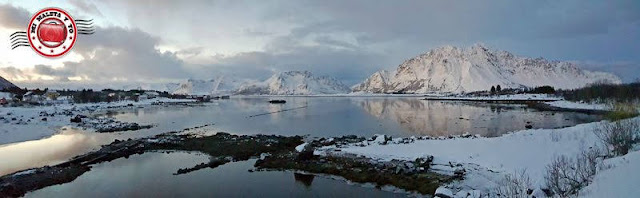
[255,152,455,195]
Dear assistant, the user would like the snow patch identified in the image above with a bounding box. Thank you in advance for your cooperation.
[295,143,309,152]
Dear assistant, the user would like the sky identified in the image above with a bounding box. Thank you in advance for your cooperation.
[0,0,638,89]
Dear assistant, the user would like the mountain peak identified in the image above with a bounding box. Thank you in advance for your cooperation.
[471,43,489,50]
[353,44,621,93]
[237,70,350,95]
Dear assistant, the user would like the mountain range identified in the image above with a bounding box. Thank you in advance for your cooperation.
[352,44,621,93]
[166,76,247,95]
[168,71,351,95]
[4,44,620,95]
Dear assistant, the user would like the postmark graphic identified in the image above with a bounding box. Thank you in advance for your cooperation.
[9,7,94,58]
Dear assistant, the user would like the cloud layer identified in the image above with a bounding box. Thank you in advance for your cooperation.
[1,1,639,89]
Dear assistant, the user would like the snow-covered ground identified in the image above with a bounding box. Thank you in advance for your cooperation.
[580,151,640,197]
[424,93,561,101]
[0,98,196,145]
[318,117,640,197]
[545,100,611,111]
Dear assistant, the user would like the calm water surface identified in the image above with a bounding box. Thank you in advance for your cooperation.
[26,152,407,197]
[107,97,601,137]
[2,97,603,197]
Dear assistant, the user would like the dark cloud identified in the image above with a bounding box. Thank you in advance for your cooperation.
[66,27,190,81]
[80,1,640,83]
[0,4,30,30]
[0,67,26,80]
[3,26,191,85]
[201,45,387,85]
[33,64,74,79]
[2,1,639,88]
[68,0,103,16]
[271,0,640,43]
[314,35,358,50]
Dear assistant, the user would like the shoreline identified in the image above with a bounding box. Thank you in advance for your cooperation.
[0,96,624,197]
[0,130,458,197]
[2,116,637,197]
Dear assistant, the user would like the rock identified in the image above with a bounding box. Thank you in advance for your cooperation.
[404,162,415,170]
[434,186,453,198]
[525,124,533,129]
[454,190,469,198]
[372,134,390,145]
[296,142,314,160]
[268,100,286,104]
[531,188,547,198]
[295,143,309,152]
[415,156,434,171]
[454,167,465,177]
[41,117,47,121]
[70,116,82,123]
[468,190,482,198]
[394,166,402,174]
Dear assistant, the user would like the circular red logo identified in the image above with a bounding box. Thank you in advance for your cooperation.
[27,8,77,58]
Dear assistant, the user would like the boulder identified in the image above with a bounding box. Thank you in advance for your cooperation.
[434,186,453,198]
[70,115,82,123]
[454,167,466,177]
[296,143,314,160]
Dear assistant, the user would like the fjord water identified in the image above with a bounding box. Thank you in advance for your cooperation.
[26,152,407,197]
[107,97,601,137]
[3,97,603,196]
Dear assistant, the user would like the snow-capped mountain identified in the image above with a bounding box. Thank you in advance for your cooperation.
[353,44,622,93]
[0,76,17,90]
[169,76,243,95]
[236,71,351,95]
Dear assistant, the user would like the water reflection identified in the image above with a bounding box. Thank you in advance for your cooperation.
[358,99,601,137]
[294,172,315,188]
[1,97,602,176]
[27,152,405,197]
[0,128,111,176]
[102,97,601,138]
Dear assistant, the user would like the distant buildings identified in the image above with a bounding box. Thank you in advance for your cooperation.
[0,92,11,105]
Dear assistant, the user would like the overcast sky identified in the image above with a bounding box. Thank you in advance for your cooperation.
[0,0,638,89]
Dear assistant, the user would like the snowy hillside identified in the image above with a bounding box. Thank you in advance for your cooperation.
[0,76,17,90]
[169,76,243,95]
[236,71,351,95]
[353,44,622,93]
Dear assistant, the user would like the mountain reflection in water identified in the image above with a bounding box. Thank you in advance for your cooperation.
[358,99,600,137]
